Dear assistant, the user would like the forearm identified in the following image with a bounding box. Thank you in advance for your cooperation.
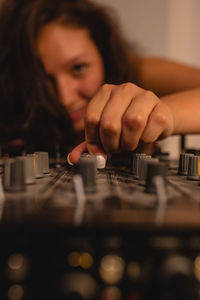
[161,88,200,135]
[138,57,200,96]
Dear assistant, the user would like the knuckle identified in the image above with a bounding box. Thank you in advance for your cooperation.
[101,83,112,93]
[120,82,133,90]
[123,113,145,131]
[154,111,168,127]
[143,90,156,99]
[112,82,137,96]
[119,82,136,93]
[101,120,120,137]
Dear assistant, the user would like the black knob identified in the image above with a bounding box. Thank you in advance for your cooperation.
[77,154,97,193]
[187,155,200,181]
[139,155,152,185]
[4,158,25,192]
[132,153,146,179]
[145,161,167,193]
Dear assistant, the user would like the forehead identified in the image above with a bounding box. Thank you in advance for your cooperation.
[37,24,100,71]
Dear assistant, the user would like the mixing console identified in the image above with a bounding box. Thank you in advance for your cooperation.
[1,151,200,300]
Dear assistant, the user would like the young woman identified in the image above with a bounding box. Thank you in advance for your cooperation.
[1,0,200,159]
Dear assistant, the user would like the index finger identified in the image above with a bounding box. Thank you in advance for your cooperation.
[67,141,107,165]
[85,84,113,151]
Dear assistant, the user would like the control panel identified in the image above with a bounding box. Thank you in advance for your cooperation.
[0,151,200,300]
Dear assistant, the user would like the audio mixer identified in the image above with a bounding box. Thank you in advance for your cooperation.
[1,151,200,300]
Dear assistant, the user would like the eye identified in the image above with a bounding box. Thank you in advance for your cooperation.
[46,74,55,84]
[72,63,88,75]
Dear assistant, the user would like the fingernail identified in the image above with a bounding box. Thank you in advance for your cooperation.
[67,153,74,166]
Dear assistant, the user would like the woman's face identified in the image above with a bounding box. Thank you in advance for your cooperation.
[37,23,105,133]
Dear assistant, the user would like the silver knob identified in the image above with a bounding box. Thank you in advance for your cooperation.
[4,158,25,192]
[24,155,36,184]
[178,153,194,176]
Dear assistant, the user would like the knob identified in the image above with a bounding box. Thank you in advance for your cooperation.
[187,155,200,181]
[40,152,50,174]
[76,154,96,193]
[178,153,194,176]
[95,154,106,169]
[23,155,36,184]
[3,158,25,192]
[145,161,167,193]
[132,153,146,179]
[34,152,44,178]
[139,155,152,185]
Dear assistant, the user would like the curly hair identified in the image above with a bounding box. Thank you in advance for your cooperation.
[0,0,139,153]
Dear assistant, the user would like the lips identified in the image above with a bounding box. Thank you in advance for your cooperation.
[68,106,86,121]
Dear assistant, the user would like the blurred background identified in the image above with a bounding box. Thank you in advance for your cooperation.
[1,0,200,158]
[94,0,200,158]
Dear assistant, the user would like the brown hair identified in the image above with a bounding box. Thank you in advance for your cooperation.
[0,0,139,153]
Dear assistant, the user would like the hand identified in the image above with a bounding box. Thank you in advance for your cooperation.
[68,82,174,164]
[85,83,174,153]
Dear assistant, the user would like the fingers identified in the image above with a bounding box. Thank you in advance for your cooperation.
[121,96,173,151]
[85,83,173,154]
[141,101,174,142]
[85,84,112,149]
[67,141,88,164]
[85,83,143,153]
[99,83,142,152]
[121,90,159,150]
[67,141,107,165]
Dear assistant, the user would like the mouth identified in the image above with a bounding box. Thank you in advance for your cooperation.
[68,106,86,121]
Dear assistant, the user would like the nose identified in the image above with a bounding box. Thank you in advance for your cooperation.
[56,75,78,109]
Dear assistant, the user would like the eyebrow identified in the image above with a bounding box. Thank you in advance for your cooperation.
[69,54,91,64]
